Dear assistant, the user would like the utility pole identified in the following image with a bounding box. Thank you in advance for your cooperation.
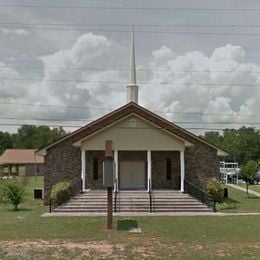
[104,140,114,230]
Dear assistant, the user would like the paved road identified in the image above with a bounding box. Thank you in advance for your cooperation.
[228,184,260,197]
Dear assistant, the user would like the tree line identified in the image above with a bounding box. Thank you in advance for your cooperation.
[0,125,67,155]
[201,126,260,165]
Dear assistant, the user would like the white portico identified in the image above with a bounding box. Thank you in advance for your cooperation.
[74,113,192,192]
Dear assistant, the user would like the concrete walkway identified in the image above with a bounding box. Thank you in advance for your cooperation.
[228,184,260,197]
[41,212,260,217]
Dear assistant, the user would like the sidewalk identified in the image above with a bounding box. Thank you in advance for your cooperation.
[228,184,260,197]
[41,212,260,217]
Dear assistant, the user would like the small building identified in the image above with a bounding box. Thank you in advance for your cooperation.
[219,161,240,184]
[0,149,44,177]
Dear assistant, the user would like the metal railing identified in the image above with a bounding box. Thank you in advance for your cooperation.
[49,178,83,213]
[184,180,213,209]
[148,179,153,213]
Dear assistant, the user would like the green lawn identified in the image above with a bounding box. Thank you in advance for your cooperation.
[217,186,260,213]
[0,177,260,259]
[237,183,260,193]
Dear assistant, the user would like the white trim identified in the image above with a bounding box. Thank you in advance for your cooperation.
[114,150,119,192]
[147,150,152,192]
[81,150,86,190]
[73,112,193,148]
[180,151,185,192]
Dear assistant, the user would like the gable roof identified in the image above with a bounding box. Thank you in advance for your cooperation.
[37,102,227,156]
[0,149,44,165]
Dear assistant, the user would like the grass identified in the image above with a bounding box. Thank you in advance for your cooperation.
[0,177,260,259]
[237,183,260,193]
[217,186,260,212]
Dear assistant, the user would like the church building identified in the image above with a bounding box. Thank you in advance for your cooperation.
[37,31,226,207]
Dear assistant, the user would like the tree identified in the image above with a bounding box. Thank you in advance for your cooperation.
[201,131,223,147]
[202,127,260,165]
[206,178,224,212]
[14,125,66,149]
[1,178,27,210]
[239,160,258,197]
[0,131,13,155]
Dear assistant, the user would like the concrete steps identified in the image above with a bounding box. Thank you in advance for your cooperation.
[53,189,212,213]
[152,190,212,212]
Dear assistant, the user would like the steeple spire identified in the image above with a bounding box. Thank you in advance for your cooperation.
[129,26,136,85]
[127,26,139,103]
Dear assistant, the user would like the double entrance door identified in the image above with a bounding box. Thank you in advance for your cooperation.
[119,160,146,190]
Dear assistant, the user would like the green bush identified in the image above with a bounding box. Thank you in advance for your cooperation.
[206,178,224,212]
[51,181,72,205]
[1,178,26,210]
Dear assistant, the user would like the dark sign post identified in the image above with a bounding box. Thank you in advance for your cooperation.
[103,140,114,229]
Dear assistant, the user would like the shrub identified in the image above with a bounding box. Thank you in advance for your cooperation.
[206,178,224,212]
[51,181,72,205]
[1,178,26,210]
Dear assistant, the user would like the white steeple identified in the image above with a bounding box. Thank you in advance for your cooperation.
[127,26,139,103]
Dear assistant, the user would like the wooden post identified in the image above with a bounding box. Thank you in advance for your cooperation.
[105,140,113,230]
[107,186,113,229]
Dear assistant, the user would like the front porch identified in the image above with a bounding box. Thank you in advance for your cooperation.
[80,150,186,192]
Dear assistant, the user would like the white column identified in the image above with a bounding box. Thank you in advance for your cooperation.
[81,150,86,191]
[114,150,119,192]
[147,150,152,192]
[180,150,185,192]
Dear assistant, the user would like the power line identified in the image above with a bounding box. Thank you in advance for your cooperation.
[0,102,113,110]
[0,64,260,74]
[0,123,260,131]
[4,25,260,36]
[0,117,95,122]
[0,122,258,131]
[1,5,260,12]
[0,102,259,118]
[0,77,259,87]
[3,22,260,28]
[0,116,259,125]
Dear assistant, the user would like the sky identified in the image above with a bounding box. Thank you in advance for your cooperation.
[0,0,259,134]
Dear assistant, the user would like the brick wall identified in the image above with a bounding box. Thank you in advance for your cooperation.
[151,151,180,189]
[185,141,219,188]
[43,139,81,204]
[85,151,105,189]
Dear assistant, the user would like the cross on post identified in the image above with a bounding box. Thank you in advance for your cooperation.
[103,140,114,229]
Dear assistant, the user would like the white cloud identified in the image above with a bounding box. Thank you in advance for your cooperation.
[142,44,260,132]
[0,32,259,134]
[1,28,29,37]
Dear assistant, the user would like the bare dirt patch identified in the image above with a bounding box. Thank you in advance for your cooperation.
[1,240,260,259]
[0,240,124,259]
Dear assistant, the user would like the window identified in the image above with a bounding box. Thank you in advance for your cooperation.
[166,158,171,180]
[93,157,99,180]
[129,118,137,127]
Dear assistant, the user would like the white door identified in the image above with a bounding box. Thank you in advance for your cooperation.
[120,161,146,190]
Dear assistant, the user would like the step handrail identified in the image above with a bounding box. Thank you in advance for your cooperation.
[49,178,82,213]
[184,180,213,209]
